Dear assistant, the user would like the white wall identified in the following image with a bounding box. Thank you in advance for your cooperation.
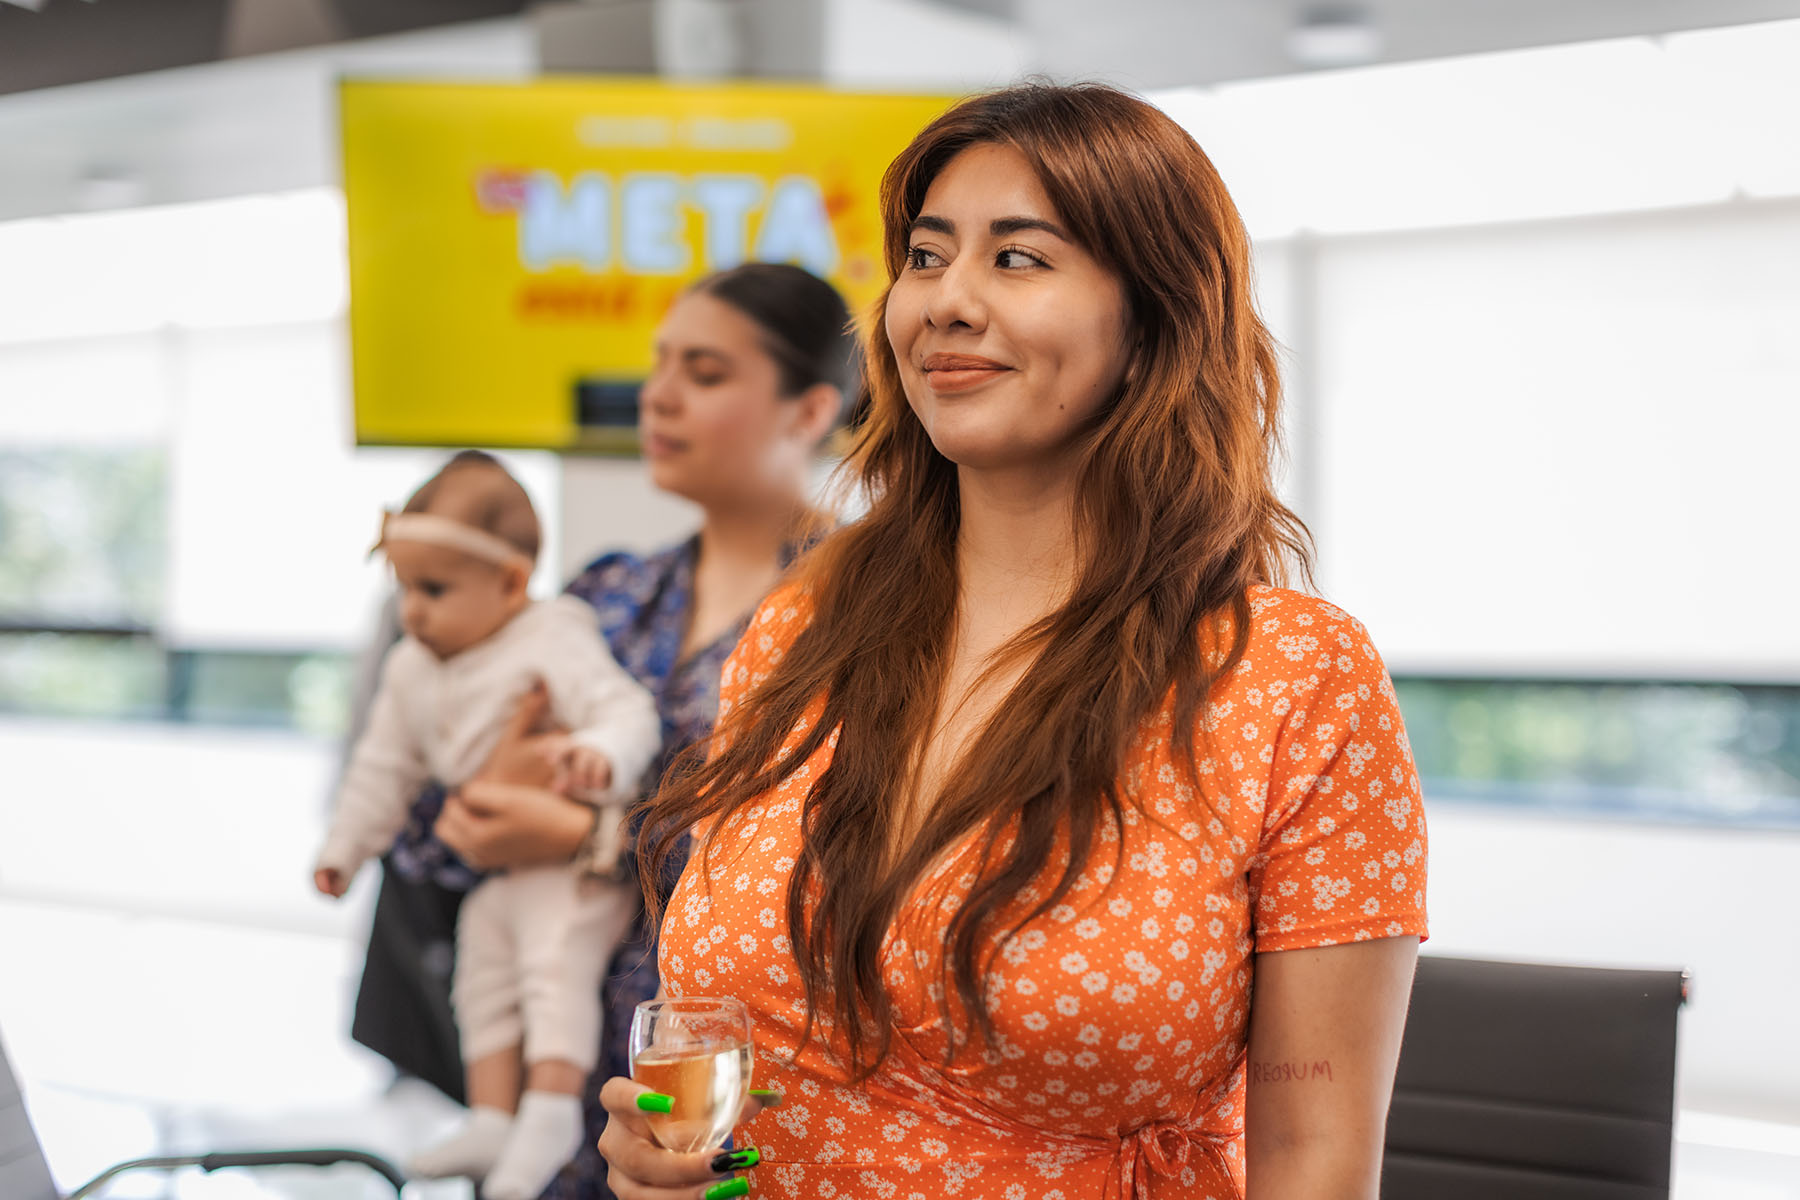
[1305,200,1800,680]
[559,457,702,581]
[0,719,356,937]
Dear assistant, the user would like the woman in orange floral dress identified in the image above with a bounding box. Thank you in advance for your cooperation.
[597,83,1428,1200]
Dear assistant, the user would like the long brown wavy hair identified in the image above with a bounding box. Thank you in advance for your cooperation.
[643,82,1312,1078]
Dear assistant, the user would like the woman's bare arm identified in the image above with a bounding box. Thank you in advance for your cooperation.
[1244,936,1418,1200]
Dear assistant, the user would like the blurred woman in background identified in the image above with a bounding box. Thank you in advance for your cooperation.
[349,261,855,1200]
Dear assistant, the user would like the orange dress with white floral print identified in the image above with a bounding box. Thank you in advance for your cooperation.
[660,584,1428,1200]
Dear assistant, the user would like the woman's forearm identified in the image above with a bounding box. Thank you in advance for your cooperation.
[1245,1130,1383,1200]
[527,793,596,864]
[436,782,594,871]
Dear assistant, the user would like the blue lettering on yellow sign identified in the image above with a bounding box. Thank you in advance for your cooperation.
[501,170,839,276]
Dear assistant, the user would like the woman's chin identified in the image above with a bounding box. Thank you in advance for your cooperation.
[646,455,736,509]
[644,455,693,495]
[925,429,1062,476]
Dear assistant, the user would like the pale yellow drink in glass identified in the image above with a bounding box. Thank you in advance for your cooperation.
[632,1043,755,1152]
[629,997,754,1154]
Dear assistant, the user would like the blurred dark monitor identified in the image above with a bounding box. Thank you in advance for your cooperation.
[573,378,642,455]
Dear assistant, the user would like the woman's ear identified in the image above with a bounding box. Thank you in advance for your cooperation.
[791,381,844,448]
[1122,333,1147,391]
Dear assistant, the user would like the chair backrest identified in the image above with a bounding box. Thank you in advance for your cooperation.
[0,1031,60,1200]
[1382,954,1686,1200]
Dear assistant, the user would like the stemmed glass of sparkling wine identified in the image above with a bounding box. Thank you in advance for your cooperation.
[628,996,754,1153]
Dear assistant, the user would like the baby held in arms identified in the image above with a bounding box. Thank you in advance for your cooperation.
[312,451,660,1199]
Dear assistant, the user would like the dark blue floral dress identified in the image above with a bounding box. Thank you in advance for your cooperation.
[384,536,761,1200]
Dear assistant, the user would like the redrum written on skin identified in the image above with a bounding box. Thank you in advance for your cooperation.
[1249,1059,1335,1084]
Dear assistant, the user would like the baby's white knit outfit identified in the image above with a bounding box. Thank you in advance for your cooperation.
[315,595,660,1188]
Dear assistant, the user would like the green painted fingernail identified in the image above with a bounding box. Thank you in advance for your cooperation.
[705,1177,750,1200]
[710,1146,760,1172]
[635,1092,673,1113]
[748,1088,783,1108]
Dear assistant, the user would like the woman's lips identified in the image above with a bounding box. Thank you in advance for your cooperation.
[920,352,1012,394]
[643,432,687,459]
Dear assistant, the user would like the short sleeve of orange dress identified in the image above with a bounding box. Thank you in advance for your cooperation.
[660,584,1427,1200]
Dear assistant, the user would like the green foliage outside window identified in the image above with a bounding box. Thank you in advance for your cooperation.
[0,447,354,735]
[0,447,164,624]
[1394,677,1800,826]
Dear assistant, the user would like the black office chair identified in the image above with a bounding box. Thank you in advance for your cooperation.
[1383,955,1688,1200]
[2,1029,406,1198]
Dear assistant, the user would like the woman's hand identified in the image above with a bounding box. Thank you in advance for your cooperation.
[433,683,597,871]
[597,1077,771,1200]
[471,681,567,789]
[435,781,593,872]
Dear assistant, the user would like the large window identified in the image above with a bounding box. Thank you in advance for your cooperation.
[0,192,559,735]
[1395,676,1800,828]
[0,445,163,627]
[0,445,360,731]
[0,442,173,722]
[1156,29,1800,825]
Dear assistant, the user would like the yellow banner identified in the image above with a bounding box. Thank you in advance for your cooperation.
[341,78,950,451]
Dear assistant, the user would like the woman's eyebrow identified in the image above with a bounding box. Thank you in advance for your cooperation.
[676,345,734,372]
[908,214,1070,242]
[990,216,1068,241]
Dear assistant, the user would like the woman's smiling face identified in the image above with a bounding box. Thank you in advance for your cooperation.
[884,141,1134,478]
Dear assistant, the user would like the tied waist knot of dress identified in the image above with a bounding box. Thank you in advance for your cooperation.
[1108,1110,1242,1200]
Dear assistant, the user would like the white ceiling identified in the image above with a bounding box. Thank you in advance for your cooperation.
[0,17,535,222]
[1020,0,1800,89]
[2,0,1798,223]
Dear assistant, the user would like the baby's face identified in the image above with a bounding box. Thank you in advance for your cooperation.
[385,539,523,660]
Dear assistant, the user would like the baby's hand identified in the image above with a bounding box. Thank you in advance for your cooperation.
[314,867,349,898]
[560,745,614,797]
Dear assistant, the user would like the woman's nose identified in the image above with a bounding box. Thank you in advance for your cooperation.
[639,368,677,415]
[922,258,987,333]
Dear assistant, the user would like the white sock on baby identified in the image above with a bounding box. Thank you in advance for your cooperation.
[407,1104,514,1180]
[482,1090,586,1200]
